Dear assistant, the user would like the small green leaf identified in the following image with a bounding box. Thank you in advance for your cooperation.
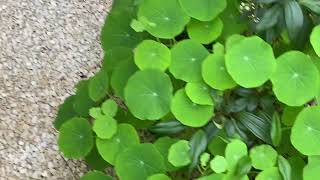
[89,69,109,102]
[89,107,103,119]
[93,115,117,139]
[187,18,223,44]
[185,82,214,105]
[154,137,179,171]
[147,174,171,180]
[101,99,118,117]
[256,167,282,180]
[58,117,93,159]
[202,53,237,91]
[80,171,113,180]
[134,40,171,71]
[225,139,248,170]
[278,155,292,180]
[250,145,278,170]
[291,106,320,155]
[303,156,320,180]
[168,140,191,167]
[200,152,210,167]
[271,112,282,147]
[210,155,227,173]
[171,89,214,127]
[115,144,166,180]
[130,19,145,32]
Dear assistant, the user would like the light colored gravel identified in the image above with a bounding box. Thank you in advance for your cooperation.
[0,0,112,179]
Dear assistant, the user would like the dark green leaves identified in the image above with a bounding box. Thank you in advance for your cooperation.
[278,155,292,180]
[284,1,304,40]
[300,0,320,15]
[256,4,282,31]
[271,113,282,147]
[188,130,208,173]
[89,69,109,102]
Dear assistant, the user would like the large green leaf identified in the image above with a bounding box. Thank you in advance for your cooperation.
[303,156,320,180]
[187,18,223,44]
[168,140,191,167]
[291,106,320,155]
[178,0,227,21]
[171,89,214,127]
[115,143,166,180]
[170,40,209,82]
[96,124,140,165]
[125,70,173,120]
[271,51,319,106]
[225,36,276,88]
[58,117,93,159]
[202,53,237,90]
[137,0,190,38]
[134,40,171,71]
[249,145,278,170]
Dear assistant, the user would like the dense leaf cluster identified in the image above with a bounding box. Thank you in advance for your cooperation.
[54,0,320,179]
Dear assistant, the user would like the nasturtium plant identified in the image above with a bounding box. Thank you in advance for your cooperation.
[271,51,319,106]
[225,36,276,88]
[55,0,320,179]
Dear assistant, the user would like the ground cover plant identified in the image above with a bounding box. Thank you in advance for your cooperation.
[54,0,320,179]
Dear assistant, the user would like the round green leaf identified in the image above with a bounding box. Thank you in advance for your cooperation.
[179,0,227,21]
[291,106,320,155]
[256,167,282,180]
[225,36,276,88]
[89,107,103,119]
[187,18,223,44]
[134,40,171,71]
[210,155,227,173]
[96,124,140,165]
[58,117,93,159]
[170,39,209,82]
[271,51,319,106]
[303,156,320,180]
[171,89,214,127]
[168,140,191,167]
[147,174,171,180]
[125,69,173,120]
[154,137,179,171]
[110,59,138,98]
[137,0,190,39]
[101,99,118,117]
[93,115,117,139]
[310,25,320,57]
[80,171,113,180]
[185,82,213,105]
[249,145,278,170]
[202,53,237,90]
[200,152,210,167]
[115,143,166,180]
[225,139,247,170]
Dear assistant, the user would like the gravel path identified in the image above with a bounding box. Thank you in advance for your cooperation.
[0,0,112,179]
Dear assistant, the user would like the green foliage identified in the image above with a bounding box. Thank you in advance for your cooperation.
[55,0,320,178]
